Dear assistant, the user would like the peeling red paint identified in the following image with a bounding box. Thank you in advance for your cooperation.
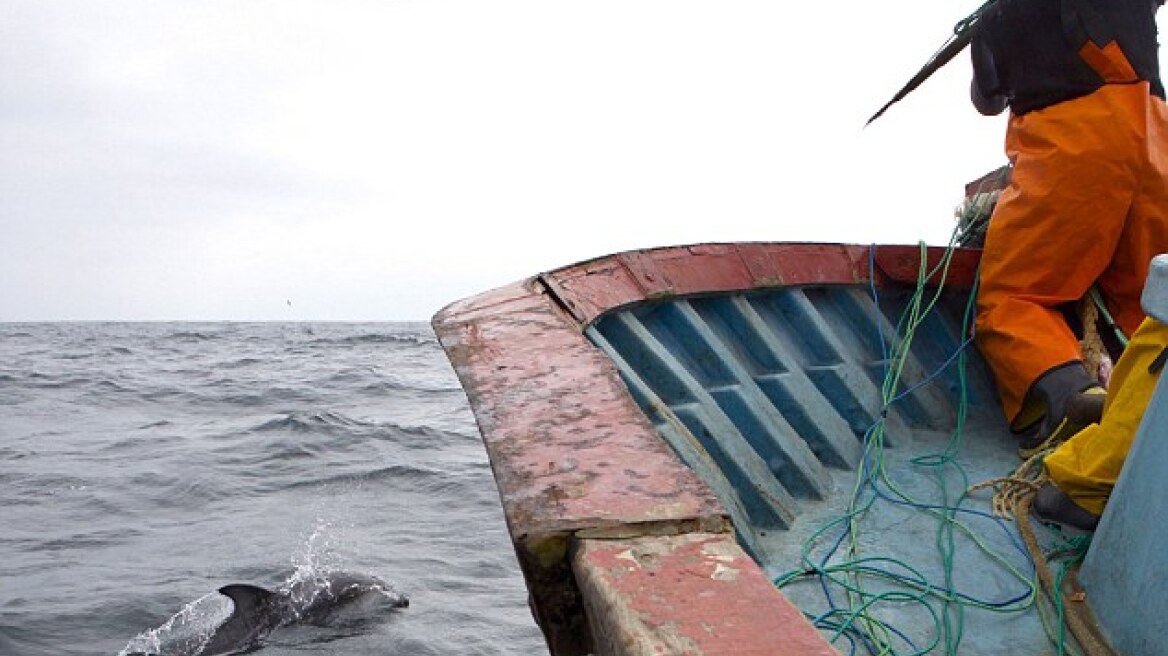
[435,281,726,538]
[574,534,839,656]
[435,275,731,654]
[540,243,978,325]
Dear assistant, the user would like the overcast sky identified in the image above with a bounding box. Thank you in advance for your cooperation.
[5,1,1152,321]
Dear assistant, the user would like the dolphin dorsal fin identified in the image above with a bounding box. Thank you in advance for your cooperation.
[199,584,281,654]
[218,584,276,622]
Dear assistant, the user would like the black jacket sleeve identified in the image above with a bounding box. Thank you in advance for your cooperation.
[970,37,1009,116]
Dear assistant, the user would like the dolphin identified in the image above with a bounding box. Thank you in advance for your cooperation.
[120,571,408,656]
[279,571,408,625]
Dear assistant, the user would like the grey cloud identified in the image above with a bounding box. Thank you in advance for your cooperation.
[1,2,353,232]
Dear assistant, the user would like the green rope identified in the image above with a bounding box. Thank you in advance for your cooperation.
[775,226,1040,654]
[1049,536,1093,656]
[771,206,1108,653]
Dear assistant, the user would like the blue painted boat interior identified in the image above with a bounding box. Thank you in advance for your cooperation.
[585,283,1067,654]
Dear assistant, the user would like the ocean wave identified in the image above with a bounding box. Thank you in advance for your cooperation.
[6,473,91,495]
[23,372,94,389]
[75,379,137,404]
[0,447,30,461]
[312,332,437,347]
[277,463,447,492]
[136,420,173,430]
[250,410,374,435]
[92,379,134,394]
[321,369,376,387]
[98,433,184,456]
[360,378,463,395]
[378,422,469,444]
[124,471,236,509]
[140,386,194,404]
[7,477,126,517]
[235,414,470,455]
[218,356,264,369]
[32,527,143,552]
[165,330,218,342]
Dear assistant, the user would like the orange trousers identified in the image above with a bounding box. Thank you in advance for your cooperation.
[975,82,1168,424]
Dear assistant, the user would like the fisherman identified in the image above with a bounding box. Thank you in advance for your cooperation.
[1032,317,1168,530]
[969,0,1168,456]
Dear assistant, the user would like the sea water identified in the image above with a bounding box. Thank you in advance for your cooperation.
[0,322,548,655]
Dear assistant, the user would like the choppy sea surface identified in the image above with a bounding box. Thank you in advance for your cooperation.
[0,322,549,656]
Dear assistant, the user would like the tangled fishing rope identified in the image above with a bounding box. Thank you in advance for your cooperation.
[1013,495,1117,656]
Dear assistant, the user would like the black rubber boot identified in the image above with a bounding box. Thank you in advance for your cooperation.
[1015,362,1103,457]
[1031,482,1100,533]
[1064,387,1106,426]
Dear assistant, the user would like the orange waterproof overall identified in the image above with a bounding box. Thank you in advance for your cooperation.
[976,45,1168,425]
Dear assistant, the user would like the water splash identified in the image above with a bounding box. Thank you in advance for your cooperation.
[279,520,409,621]
[289,518,343,575]
[117,592,233,656]
[279,519,340,616]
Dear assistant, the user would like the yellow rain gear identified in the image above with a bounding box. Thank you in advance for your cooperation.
[974,79,1168,424]
[1044,318,1168,515]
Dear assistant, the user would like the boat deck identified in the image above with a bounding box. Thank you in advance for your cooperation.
[588,280,1040,653]
[434,243,1068,655]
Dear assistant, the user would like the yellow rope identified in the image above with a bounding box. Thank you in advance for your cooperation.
[969,443,1056,518]
[1080,298,1105,383]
